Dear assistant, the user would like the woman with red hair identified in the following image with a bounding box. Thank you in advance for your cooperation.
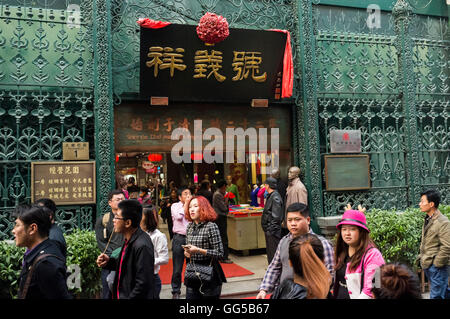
[183,196,226,299]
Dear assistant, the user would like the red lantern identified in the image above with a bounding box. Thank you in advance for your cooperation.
[148,153,163,162]
[115,154,119,162]
[191,153,203,161]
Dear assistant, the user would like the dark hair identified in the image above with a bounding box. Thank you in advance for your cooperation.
[216,180,227,189]
[142,205,158,232]
[420,189,441,209]
[35,198,57,215]
[140,186,149,193]
[200,180,210,189]
[371,263,422,299]
[14,206,51,238]
[118,199,142,228]
[334,225,376,272]
[177,186,190,198]
[289,234,331,299]
[11,204,31,219]
[108,189,125,201]
[286,202,309,217]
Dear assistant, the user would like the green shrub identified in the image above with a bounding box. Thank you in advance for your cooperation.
[0,230,102,299]
[65,229,102,298]
[365,205,450,270]
[0,241,25,299]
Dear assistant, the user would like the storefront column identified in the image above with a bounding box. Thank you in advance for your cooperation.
[294,0,324,221]
[93,0,115,215]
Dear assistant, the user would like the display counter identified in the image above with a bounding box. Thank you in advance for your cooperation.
[227,205,266,253]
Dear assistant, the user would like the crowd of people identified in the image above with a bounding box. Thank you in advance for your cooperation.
[7,170,450,300]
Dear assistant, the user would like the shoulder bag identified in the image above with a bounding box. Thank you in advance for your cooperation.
[19,253,65,299]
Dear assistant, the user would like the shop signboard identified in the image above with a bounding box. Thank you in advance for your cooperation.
[140,24,287,102]
[114,103,290,153]
[31,161,96,205]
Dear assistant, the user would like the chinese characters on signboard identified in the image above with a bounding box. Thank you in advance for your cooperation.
[140,24,286,102]
[31,161,96,205]
[145,46,267,84]
[330,129,362,153]
[114,104,290,153]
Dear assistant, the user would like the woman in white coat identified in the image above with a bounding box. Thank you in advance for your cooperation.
[141,204,169,299]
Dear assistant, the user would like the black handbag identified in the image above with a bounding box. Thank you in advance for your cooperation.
[184,258,214,293]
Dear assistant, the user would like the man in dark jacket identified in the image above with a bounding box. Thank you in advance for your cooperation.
[196,180,213,204]
[35,198,67,259]
[97,199,155,299]
[261,177,284,264]
[212,180,232,263]
[12,205,71,299]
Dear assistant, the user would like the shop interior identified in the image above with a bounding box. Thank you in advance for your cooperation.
[115,151,291,208]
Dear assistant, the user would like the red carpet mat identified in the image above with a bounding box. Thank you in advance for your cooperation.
[242,293,272,299]
[159,258,254,285]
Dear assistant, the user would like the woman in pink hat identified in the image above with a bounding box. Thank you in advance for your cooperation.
[332,204,385,299]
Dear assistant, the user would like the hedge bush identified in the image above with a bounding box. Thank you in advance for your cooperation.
[365,205,450,270]
[0,230,101,299]
[0,242,25,299]
[65,229,102,298]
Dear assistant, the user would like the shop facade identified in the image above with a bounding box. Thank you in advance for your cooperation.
[0,0,449,239]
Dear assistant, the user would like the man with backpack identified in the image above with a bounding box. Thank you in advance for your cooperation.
[95,189,125,299]
[12,205,71,299]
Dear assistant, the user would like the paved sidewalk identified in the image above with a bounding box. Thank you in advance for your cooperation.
[158,217,268,299]
[160,252,268,299]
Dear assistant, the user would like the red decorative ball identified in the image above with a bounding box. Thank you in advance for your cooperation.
[196,12,229,45]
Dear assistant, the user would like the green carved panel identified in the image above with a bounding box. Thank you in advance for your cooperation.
[0,3,93,90]
[319,0,447,17]
[314,2,449,215]
[0,205,93,240]
[0,1,95,237]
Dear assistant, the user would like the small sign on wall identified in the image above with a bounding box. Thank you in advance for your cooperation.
[324,155,370,191]
[63,142,89,160]
[330,129,361,153]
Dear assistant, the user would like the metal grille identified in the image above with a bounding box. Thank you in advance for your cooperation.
[314,4,449,215]
[0,0,95,239]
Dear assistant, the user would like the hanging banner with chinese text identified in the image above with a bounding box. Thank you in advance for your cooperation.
[140,24,287,102]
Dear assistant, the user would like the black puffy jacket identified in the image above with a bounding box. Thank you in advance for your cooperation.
[106,228,155,299]
[261,190,284,239]
[271,279,308,299]
[18,239,71,299]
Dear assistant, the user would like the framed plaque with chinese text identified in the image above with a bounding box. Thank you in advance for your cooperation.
[31,161,96,205]
[324,155,370,191]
